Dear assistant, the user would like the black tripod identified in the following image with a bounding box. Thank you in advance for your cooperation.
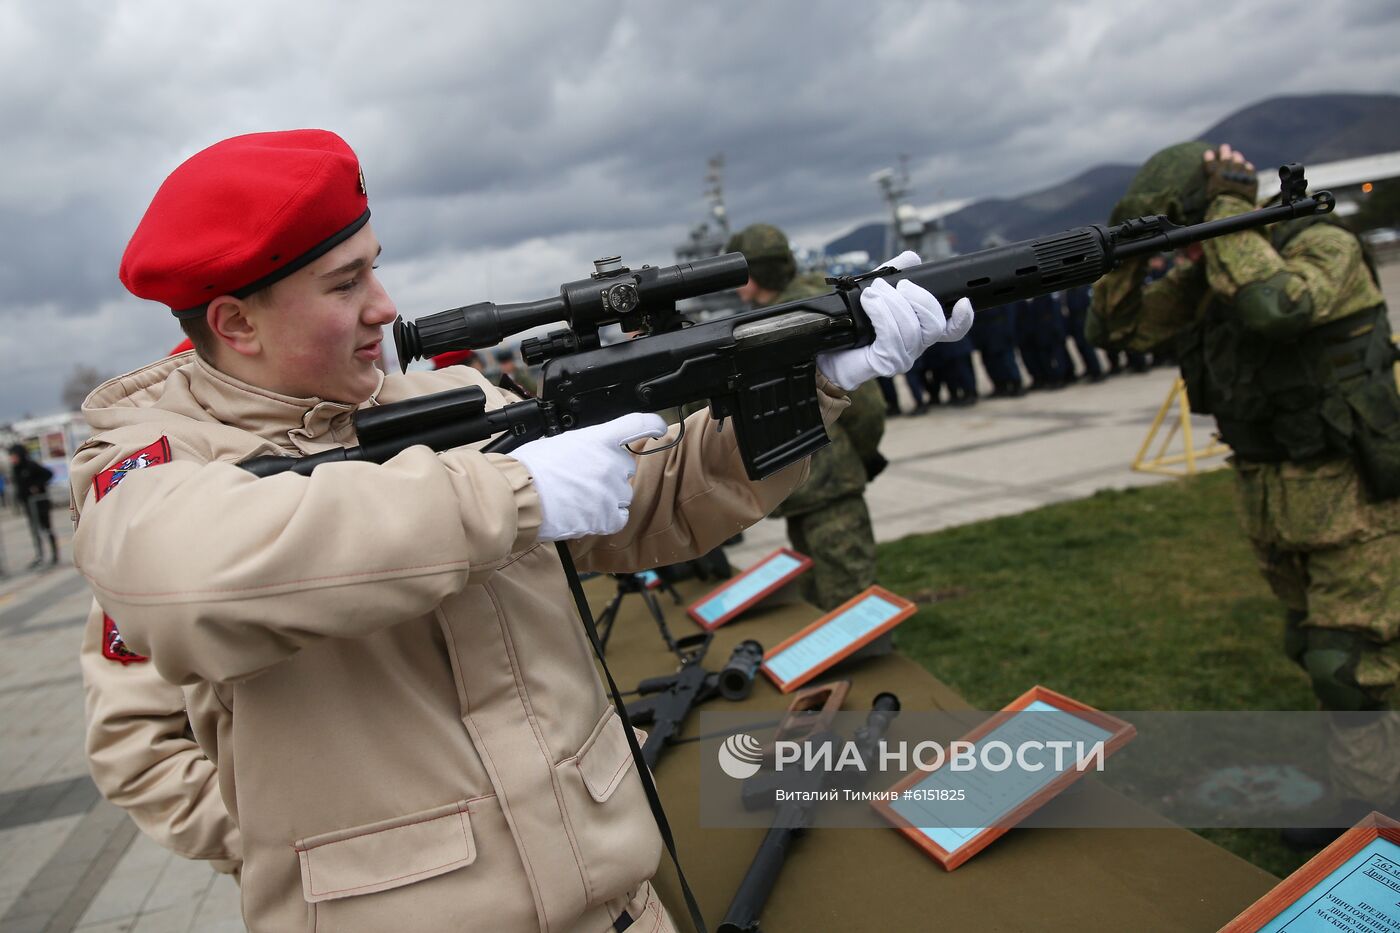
[597,572,685,658]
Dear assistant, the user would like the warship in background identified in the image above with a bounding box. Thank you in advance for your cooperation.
[821,154,960,280]
[871,154,956,262]
[675,155,745,321]
[672,153,960,320]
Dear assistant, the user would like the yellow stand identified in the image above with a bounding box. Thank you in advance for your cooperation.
[1132,378,1230,476]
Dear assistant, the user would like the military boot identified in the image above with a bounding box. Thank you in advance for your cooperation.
[1281,710,1400,850]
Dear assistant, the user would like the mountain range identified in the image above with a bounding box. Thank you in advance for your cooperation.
[825,93,1400,257]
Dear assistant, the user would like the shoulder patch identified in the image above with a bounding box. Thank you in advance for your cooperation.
[102,614,148,665]
[93,437,172,502]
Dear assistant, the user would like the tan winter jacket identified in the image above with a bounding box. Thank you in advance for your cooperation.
[79,599,242,874]
[69,355,845,932]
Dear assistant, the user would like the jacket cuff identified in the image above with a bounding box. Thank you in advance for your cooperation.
[485,453,543,553]
[815,372,852,430]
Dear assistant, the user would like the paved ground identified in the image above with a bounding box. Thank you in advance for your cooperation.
[0,260,1394,931]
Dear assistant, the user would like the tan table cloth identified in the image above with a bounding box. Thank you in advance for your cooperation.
[587,574,1275,933]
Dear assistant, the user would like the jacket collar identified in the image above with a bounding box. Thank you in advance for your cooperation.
[185,357,384,454]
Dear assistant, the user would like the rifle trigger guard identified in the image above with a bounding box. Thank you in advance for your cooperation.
[627,415,684,458]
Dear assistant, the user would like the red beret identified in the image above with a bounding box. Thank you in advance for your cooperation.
[121,129,370,318]
[432,350,477,369]
[168,338,195,356]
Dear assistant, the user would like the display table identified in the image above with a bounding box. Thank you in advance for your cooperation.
[587,573,1278,933]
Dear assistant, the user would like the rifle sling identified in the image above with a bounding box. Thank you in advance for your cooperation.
[556,543,709,933]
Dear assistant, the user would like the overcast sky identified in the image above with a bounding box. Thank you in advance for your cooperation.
[1,0,1398,422]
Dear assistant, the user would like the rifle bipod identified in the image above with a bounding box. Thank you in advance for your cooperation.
[597,571,685,659]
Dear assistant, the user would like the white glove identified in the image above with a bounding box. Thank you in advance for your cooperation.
[509,413,668,542]
[816,251,975,391]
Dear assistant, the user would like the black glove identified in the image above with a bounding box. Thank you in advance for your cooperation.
[1203,148,1257,205]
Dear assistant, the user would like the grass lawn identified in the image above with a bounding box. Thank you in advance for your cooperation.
[878,468,1319,879]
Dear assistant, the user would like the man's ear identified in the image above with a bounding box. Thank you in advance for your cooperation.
[208,296,261,358]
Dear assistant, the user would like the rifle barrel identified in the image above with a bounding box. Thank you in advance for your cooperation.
[718,821,800,933]
[1108,193,1335,262]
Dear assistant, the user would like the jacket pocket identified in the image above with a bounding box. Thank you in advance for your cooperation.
[295,800,476,903]
[575,707,642,802]
[557,708,663,906]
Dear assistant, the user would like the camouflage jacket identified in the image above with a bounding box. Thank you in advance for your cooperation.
[1089,194,1399,498]
[1089,195,1385,351]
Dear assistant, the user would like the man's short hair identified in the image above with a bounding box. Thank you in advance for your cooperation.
[178,288,274,360]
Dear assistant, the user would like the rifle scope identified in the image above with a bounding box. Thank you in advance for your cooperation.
[718,640,766,701]
[394,253,749,368]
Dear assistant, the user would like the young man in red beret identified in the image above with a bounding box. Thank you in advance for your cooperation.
[69,130,970,932]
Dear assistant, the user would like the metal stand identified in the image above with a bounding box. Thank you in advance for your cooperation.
[597,572,685,658]
[1132,377,1230,476]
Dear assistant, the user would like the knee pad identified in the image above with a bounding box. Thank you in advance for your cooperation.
[1301,628,1387,712]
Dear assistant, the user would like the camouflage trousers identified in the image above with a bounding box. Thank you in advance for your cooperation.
[1234,456,1400,804]
[784,494,877,612]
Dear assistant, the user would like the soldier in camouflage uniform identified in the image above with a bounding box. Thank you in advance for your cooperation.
[726,224,888,610]
[494,345,538,397]
[1089,142,1400,833]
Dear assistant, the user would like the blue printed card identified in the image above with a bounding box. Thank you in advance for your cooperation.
[688,549,810,630]
[761,587,915,692]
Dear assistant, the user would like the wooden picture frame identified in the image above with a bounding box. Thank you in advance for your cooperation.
[687,548,812,632]
[1219,811,1400,932]
[872,685,1136,871]
[760,585,916,693]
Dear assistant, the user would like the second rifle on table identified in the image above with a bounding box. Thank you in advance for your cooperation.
[719,683,902,933]
[625,635,766,770]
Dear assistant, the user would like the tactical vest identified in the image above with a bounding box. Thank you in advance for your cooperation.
[1178,216,1400,499]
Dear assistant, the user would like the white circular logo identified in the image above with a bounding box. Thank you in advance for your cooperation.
[718,732,764,780]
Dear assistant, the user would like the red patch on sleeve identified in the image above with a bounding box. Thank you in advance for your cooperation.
[93,437,172,502]
[102,614,148,665]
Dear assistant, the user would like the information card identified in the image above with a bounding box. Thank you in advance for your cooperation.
[874,686,1135,870]
[1221,814,1400,933]
[688,549,811,631]
[761,586,916,692]
[1259,838,1400,932]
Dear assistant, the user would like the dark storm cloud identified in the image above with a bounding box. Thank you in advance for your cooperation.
[1,0,1398,420]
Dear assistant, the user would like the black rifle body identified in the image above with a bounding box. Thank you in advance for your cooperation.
[626,639,764,770]
[718,693,901,933]
[242,166,1332,481]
